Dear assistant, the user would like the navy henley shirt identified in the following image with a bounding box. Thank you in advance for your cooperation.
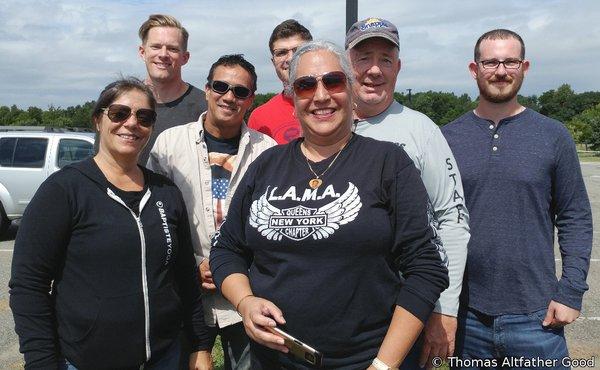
[442,108,592,315]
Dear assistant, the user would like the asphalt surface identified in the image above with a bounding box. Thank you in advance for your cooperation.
[0,163,599,369]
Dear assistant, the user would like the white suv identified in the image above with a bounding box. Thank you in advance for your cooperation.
[0,127,95,235]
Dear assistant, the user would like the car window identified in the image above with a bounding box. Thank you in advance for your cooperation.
[12,138,48,168]
[57,139,94,168]
[0,137,17,166]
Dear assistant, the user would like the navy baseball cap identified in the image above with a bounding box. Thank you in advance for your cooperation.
[345,17,399,50]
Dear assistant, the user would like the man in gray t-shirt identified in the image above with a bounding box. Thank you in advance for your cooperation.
[137,14,207,165]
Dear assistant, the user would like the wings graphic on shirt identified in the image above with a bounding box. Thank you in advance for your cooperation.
[249,182,362,242]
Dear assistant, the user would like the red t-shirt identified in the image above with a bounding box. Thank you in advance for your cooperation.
[248,92,302,144]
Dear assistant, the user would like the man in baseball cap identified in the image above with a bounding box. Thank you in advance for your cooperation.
[346,18,470,370]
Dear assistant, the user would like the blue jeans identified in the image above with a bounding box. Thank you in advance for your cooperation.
[60,338,181,370]
[452,308,569,370]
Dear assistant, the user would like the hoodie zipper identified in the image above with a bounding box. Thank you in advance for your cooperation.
[106,187,152,362]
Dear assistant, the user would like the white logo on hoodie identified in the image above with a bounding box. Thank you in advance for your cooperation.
[156,201,173,265]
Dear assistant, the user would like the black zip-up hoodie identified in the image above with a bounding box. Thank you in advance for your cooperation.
[9,158,210,369]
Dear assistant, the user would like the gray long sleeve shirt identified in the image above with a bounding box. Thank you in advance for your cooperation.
[442,108,592,315]
[355,101,470,316]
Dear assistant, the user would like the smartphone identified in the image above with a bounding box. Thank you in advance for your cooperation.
[266,326,323,367]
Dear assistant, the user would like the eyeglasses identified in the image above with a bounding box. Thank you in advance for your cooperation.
[209,80,253,99]
[102,104,156,127]
[479,59,523,70]
[272,47,298,60]
[292,71,348,99]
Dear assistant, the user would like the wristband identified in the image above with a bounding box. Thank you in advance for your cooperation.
[235,294,254,312]
[371,357,397,370]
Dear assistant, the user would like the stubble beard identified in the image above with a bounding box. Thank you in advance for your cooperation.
[477,74,524,104]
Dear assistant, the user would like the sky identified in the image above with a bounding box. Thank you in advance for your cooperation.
[1,0,599,109]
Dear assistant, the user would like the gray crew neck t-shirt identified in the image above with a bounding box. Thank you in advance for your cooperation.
[139,84,207,165]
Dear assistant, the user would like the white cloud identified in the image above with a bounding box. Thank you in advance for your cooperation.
[0,0,599,108]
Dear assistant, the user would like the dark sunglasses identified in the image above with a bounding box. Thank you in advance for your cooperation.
[292,71,347,99]
[102,104,156,127]
[209,80,253,99]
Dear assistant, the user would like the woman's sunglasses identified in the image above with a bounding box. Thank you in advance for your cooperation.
[209,80,253,99]
[102,104,156,127]
[292,71,347,99]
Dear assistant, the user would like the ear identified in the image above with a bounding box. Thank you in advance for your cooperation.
[181,50,190,66]
[521,59,530,76]
[396,58,402,74]
[92,116,101,132]
[204,84,210,100]
[138,45,145,61]
[468,61,479,79]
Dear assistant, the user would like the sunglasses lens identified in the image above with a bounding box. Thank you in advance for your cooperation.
[211,80,230,94]
[107,105,132,122]
[322,72,347,93]
[136,109,157,127]
[293,76,318,98]
[233,86,252,99]
[211,81,251,99]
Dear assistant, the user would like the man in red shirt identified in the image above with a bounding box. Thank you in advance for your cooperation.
[248,19,312,144]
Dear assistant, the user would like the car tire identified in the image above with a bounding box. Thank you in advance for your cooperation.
[0,203,10,237]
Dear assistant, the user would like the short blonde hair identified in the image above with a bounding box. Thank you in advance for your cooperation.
[138,14,189,51]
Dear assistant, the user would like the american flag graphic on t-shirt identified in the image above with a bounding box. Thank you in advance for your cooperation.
[208,152,237,228]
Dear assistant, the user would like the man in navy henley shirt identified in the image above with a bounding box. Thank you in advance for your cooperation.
[442,29,592,367]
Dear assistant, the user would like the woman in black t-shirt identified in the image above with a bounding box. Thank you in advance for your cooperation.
[210,41,449,370]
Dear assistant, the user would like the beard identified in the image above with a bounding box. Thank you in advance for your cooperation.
[477,73,524,104]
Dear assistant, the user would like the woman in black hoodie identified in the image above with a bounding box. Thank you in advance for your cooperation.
[9,78,212,370]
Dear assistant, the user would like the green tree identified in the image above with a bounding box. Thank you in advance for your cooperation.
[27,106,43,125]
[570,103,600,150]
[42,105,70,127]
[518,94,540,111]
[0,105,24,125]
[538,84,577,123]
[403,91,474,125]
[0,106,11,125]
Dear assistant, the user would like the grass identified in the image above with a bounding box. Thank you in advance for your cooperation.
[578,152,600,162]
[212,336,225,369]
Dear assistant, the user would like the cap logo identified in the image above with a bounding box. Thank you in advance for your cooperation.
[360,18,389,31]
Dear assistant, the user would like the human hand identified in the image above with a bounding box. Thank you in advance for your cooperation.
[237,295,288,353]
[419,313,457,369]
[543,300,580,328]
[199,258,216,291]
[189,350,213,370]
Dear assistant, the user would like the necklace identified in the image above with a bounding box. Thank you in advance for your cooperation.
[302,139,350,189]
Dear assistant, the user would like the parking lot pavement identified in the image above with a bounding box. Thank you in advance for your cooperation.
[565,162,600,360]
[0,225,21,369]
[0,164,599,367]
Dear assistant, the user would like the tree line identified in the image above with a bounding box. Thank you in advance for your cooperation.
[1,84,599,150]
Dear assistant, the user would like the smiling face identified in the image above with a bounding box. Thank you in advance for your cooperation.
[139,26,189,83]
[469,37,529,104]
[204,64,255,138]
[95,89,153,161]
[349,37,401,117]
[293,49,353,146]
[271,34,308,85]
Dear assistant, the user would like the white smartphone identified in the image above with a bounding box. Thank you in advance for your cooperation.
[266,326,323,367]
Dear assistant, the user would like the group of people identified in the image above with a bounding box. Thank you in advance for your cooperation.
[9,12,592,370]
